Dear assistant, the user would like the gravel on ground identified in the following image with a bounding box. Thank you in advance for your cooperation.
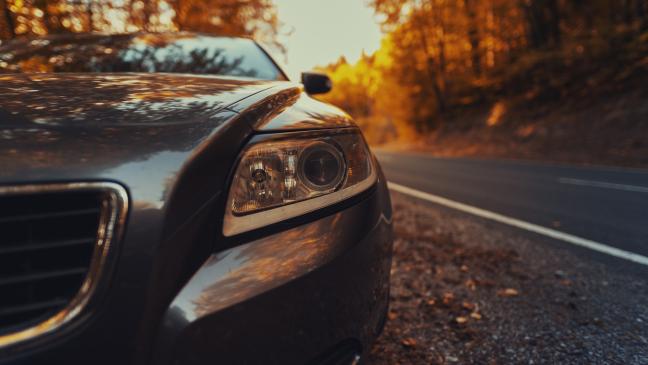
[369,192,648,364]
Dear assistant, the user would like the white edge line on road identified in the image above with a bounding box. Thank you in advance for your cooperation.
[558,177,648,193]
[388,182,648,267]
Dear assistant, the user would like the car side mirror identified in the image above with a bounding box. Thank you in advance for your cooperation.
[301,72,332,95]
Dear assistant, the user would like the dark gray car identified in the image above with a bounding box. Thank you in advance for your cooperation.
[0,32,393,364]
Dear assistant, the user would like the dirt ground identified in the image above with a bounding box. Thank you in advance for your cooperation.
[368,192,648,364]
[377,76,648,170]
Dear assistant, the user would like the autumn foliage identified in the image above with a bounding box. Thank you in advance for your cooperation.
[318,0,648,144]
[0,0,281,50]
[2,0,648,158]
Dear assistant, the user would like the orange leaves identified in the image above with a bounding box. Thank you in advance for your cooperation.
[465,278,477,291]
[401,337,418,347]
[456,301,483,324]
[497,288,520,297]
[462,301,476,311]
[442,292,455,305]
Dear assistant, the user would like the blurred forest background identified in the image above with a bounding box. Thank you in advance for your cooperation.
[0,0,282,50]
[318,0,648,165]
[1,0,648,165]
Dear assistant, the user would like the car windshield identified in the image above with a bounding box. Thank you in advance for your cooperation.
[0,32,286,81]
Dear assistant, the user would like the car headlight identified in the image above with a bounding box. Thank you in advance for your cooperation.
[223,129,377,236]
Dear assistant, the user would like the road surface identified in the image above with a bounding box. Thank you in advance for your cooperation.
[375,150,648,266]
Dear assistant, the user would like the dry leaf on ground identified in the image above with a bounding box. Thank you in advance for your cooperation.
[497,288,520,297]
[401,338,417,347]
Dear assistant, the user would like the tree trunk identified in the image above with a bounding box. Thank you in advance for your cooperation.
[520,0,562,48]
[34,0,57,34]
[413,13,447,115]
[584,2,594,34]
[424,2,447,114]
[1,0,15,38]
[520,0,544,48]
[623,0,634,25]
[465,0,481,76]
[86,1,94,31]
[637,0,648,30]
[142,1,155,31]
[172,0,185,31]
[546,0,561,46]
[436,15,447,94]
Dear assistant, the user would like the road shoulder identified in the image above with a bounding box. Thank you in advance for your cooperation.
[370,192,648,364]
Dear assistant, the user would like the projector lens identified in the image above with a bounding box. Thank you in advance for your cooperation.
[299,142,345,191]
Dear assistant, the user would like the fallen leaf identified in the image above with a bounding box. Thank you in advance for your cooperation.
[401,337,417,347]
[456,316,469,324]
[465,279,477,291]
[462,301,476,311]
[497,288,519,297]
[388,311,398,320]
[427,298,436,306]
[470,312,482,320]
[460,265,469,272]
[442,292,455,305]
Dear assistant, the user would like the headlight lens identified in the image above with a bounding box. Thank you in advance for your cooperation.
[223,130,376,236]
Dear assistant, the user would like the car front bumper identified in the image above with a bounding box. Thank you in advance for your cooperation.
[152,181,393,365]
[0,177,392,365]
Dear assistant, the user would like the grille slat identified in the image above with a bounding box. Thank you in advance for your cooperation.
[0,267,88,286]
[0,299,69,317]
[0,237,95,255]
[0,208,100,224]
[0,189,103,334]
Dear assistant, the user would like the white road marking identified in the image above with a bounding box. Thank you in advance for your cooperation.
[558,177,648,193]
[388,181,648,266]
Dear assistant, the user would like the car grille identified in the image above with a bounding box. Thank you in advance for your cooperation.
[0,183,127,348]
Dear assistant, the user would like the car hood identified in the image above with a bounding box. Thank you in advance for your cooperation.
[0,72,355,232]
[0,73,280,185]
[0,73,279,126]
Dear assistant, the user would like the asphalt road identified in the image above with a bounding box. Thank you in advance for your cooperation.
[374,150,648,264]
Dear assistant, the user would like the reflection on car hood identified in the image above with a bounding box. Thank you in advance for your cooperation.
[0,73,279,186]
[0,73,278,126]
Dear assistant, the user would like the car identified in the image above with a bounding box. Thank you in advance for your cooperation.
[0,32,393,365]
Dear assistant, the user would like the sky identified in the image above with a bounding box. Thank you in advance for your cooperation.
[273,0,383,80]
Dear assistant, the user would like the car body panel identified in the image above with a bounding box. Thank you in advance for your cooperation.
[0,73,278,127]
[154,180,392,364]
[0,39,392,364]
[0,73,263,362]
[225,83,356,131]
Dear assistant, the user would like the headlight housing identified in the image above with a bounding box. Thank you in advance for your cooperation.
[223,129,376,236]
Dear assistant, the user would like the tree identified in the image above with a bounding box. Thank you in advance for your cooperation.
[1,0,15,38]
[171,0,281,51]
[0,0,282,52]
[519,0,561,49]
[465,0,481,76]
